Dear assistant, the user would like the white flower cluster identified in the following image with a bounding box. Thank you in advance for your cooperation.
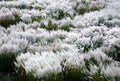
[0,29,28,54]
[15,51,62,78]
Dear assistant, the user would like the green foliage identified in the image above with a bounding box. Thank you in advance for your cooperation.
[60,23,75,32]
[107,45,120,62]
[0,74,17,81]
[31,16,43,23]
[0,52,16,74]
[40,20,58,31]
[62,66,88,81]
[79,8,89,14]
[34,6,44,11]
[16,66,36,81]
[39,73,62,81]
[0,13,21,28]
[0,17,14,28]
[90,71,106,81]
[76,0,106,14]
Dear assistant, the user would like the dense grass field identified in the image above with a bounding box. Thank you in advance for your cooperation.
[0,0,120,81]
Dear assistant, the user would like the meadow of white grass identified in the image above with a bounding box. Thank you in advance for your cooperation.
[0,0,120,81]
